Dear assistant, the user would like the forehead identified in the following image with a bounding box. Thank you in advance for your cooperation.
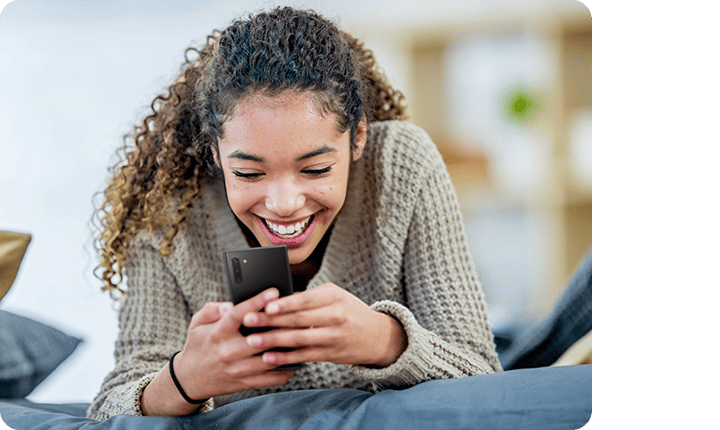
[235,93,324,125]
[218,93,349,156]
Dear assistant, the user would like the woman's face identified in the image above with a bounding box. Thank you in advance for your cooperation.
[215,93,365,265]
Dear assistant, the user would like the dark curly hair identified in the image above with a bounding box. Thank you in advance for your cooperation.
[93,7,408,298]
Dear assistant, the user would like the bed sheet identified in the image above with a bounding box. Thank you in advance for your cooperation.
[0,365,591,430]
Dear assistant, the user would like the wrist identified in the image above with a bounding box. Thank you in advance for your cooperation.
[169,351,210,405]
[140,353,206,416]
[373,313,408,368]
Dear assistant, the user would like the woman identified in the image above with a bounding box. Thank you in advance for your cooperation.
[89,6,501,420]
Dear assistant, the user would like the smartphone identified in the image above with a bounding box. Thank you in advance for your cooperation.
[224,245,294,309]
[223,245,300,370]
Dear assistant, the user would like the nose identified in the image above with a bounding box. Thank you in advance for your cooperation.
[265,178,306,217]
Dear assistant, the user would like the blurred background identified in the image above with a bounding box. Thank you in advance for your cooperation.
[0,0,590,403]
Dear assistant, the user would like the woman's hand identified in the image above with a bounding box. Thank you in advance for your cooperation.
[141,288,296,416]
[240,283,409,368]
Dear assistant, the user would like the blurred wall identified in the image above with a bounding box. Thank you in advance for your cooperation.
[0,0,590,402]
[352,1,592,325]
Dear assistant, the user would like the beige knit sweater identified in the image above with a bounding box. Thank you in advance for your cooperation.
[88,120,502,420]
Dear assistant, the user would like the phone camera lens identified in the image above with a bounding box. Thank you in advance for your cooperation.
[231,257,242,282]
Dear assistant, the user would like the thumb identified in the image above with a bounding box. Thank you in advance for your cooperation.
[190,302,234,328]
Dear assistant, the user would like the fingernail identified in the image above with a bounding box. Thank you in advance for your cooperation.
[263,353,276,363]
[246,335,262,346]
[266,303,279,314]
[264,289,279,300]
[244,313,257,326]
[219,303,233,314]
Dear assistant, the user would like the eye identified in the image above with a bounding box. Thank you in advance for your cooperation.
[232,170,264,181]
[302,165,332,177]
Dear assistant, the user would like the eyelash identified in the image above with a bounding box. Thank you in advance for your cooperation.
[232,171,263,180]
[303,166,332,176]
[231,166,333,180]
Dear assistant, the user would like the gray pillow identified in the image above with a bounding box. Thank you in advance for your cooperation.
[0,310,82,398]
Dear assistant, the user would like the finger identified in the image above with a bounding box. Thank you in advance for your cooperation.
[264,285,337,315]
[223,352,289,376]
[213,331,274,365]
[262,346,335,367]
[245,307,341,330]
[190,302,234,328]
[218,288,279,333]
[246,326,334,351]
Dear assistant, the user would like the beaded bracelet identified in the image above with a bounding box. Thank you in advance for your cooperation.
[168,351,209,405]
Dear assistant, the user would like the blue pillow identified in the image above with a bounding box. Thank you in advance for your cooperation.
[0,310,82,398]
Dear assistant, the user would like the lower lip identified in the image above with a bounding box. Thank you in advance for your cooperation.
[256,215,317,247]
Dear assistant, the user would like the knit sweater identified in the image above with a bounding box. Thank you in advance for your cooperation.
[88,120,502,420]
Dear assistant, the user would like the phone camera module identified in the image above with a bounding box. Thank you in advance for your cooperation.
[231,257,243,283]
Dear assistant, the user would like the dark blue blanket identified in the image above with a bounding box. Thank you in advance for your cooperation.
[0,365,591,430]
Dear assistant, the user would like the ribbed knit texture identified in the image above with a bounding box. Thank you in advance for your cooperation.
[88,120,501,420]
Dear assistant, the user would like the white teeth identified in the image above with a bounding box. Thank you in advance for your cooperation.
[265,217,311,238]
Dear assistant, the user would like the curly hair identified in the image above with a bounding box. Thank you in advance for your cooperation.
[93,7,408,298]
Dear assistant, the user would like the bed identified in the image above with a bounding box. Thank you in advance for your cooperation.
[1,365,591,430]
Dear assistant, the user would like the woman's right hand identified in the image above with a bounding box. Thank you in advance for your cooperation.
[141,288,296,416]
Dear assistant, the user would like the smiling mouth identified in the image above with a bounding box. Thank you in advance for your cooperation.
[262,215,314,239]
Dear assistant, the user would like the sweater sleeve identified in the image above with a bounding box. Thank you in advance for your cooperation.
[87,239,213,420]
[350,143,502,387]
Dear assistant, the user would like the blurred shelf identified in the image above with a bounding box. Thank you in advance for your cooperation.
[397,4,591,316]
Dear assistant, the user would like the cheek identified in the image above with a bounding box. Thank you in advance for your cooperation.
[225,182,259,214]
[320,183,347,210]
[322,170,351,208]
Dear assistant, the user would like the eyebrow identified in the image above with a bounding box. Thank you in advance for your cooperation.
[227,150,264,162]
[295,145,336,161]
[228,144,337,163]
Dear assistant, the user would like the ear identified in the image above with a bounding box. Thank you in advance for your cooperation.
[211,146,221,168]
[352,118,367,162]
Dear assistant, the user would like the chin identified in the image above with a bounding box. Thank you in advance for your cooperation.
[287,248,312,265]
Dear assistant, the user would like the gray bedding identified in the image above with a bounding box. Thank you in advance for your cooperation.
[0,365,591,430]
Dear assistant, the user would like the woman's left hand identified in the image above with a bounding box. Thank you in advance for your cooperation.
[241,283,408,368]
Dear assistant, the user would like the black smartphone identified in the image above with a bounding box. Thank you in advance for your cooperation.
[224,245,294,309]
[223,245,300,370]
